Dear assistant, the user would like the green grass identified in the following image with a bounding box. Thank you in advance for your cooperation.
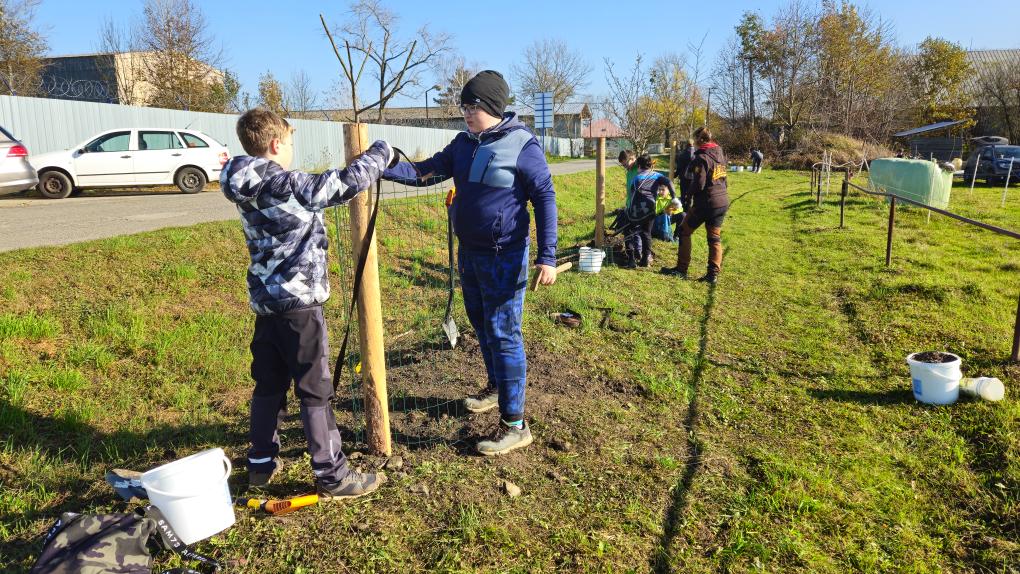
[0,169,1017,572]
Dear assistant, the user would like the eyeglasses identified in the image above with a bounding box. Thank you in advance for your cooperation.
[459,104,482,115]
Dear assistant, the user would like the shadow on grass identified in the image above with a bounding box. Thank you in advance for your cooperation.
[807,387,916,405]
[0,400,241,561]
[652,281,717,573]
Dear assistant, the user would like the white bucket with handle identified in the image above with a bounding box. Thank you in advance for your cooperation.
[578,247,606,273]
[140,448,235,544]
[906,352,962,405]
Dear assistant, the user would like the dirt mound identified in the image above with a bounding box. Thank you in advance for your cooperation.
[773,130,894,171]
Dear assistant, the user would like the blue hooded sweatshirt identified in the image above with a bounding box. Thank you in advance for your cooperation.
[220,140,391,315]
[383,113,557,266]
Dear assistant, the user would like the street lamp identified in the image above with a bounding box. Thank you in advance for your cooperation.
[425,84,442,120]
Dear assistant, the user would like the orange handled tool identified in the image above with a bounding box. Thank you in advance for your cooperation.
[237,493,319,515]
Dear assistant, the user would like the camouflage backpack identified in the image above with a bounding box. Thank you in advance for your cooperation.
[30,506,220,574]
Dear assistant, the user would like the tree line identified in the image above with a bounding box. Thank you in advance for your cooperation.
[3,0,1017,149]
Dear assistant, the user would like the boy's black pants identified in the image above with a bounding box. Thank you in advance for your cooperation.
[248,306,349,484]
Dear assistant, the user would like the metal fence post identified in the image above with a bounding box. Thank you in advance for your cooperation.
[886,196,896,267]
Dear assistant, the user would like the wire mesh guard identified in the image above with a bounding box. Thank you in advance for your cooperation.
[329,176,475,449]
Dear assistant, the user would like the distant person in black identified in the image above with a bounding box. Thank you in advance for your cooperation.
[674,139,696,210]
[751,148,764,173]
[661,127,729,284]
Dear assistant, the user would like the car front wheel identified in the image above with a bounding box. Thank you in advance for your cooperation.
[38,171,73,199]
[174,167,207,194]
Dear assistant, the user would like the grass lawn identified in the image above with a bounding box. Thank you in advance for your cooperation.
[0,168,1017,573]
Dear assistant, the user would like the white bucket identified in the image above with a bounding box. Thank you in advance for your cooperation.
[905,352,962,405]
[578,247,606,273]
[141,448,235,545]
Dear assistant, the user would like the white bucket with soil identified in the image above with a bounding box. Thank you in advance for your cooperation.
[140,448,235,544]
[578,247,606,273]
[906,351,962,405]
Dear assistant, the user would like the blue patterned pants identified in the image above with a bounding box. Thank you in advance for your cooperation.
[458,245,529,422]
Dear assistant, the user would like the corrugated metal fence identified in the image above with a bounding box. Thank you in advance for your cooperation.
[0,95,581,170]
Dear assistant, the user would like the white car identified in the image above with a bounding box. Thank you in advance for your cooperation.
[30,128,229,199]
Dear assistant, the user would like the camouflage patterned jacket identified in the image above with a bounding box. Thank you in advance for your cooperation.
[221,141,392,315]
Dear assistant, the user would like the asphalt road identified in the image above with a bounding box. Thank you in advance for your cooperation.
[0,159,596,252]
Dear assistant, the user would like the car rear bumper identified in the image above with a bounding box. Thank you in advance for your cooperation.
[0,173,39,196]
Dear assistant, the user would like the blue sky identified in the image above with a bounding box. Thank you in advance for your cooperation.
[35,0,1020,109]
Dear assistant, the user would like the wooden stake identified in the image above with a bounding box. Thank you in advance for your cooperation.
[343,123,391,456]
[595,137,606,247]
[668,139,676,183]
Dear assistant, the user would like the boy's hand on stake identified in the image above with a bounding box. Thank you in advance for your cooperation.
[534,264,557,286]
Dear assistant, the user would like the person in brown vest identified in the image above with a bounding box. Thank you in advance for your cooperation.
[661,127,729,284]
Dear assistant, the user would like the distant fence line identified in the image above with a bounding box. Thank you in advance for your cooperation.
[0,95,582,171]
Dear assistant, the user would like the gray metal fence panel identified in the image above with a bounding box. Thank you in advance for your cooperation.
[0,96,581,174]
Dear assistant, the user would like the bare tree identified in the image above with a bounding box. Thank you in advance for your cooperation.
[603,54,659,152]
[511,38,591,113]
[135,0,224,111]
[649,53,703,146]
[322,0,450,122]
[432,54,475,112]
[0,0,46,96]
[976,61,1020,142]
[286,69,318,116]
[95,17,145,105]
[757,0,819,143]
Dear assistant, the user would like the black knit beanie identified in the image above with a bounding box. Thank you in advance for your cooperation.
[461,70,509,119]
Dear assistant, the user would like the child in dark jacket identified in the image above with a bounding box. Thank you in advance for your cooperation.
[383,71,558,456]
[624,153,674,268]
[221,108,392,499]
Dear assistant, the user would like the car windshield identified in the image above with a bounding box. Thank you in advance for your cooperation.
[0,125,16,142]
[994,147,1020,160]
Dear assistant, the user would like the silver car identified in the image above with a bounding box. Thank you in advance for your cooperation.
[0,125,39,196]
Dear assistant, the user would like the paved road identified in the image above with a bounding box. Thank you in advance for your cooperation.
[0,159,597,252]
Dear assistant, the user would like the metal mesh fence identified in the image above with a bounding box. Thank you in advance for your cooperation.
[329,176,471,449]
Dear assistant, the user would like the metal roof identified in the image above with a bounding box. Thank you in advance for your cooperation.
[964,49,1020,104]
[893,120,966,138]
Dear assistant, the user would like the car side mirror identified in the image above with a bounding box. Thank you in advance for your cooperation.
[77,147,86,154]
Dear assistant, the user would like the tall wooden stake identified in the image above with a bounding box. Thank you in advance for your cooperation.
[344,123,391,456]
[668,139,677,182]
[595,137,606,247]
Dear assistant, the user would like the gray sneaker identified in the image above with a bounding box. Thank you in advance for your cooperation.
[477,421,533,456]
[317,470,387,500]
[464,389,499,413]
[248,458,281,488]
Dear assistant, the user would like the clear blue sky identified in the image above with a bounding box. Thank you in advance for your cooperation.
[35,0,1020,109]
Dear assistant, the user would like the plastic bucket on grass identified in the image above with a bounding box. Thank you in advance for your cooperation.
[140,448,235,544]
[578,247,606,273]
[905,352,961,405]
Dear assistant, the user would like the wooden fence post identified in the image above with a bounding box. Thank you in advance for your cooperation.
[343,122,391,456]
[885,196,896,267]
[595,137,606,247]
[668,139,676,182]
[1012,292,1020,363]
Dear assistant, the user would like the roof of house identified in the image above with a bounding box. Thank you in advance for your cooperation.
[582,119,625,138]
[964,49,1020,99]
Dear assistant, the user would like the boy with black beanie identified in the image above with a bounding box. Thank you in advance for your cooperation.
[383,70,558,456]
